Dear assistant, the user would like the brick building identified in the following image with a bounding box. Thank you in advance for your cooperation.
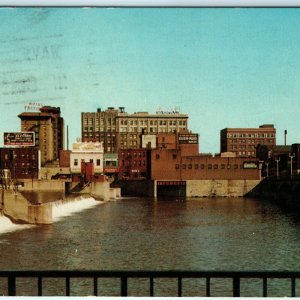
[118,149,149,180]
[81,107,189,153]
[0,147,40,180]
[220,124,276,158]
[151,149,260,180]
[18,106,64,165]
[151,131,260,181]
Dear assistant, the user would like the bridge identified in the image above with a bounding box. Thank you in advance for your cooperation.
[1,270,300,297]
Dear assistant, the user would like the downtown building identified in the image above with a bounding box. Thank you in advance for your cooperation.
[220,124,276,158]
[81,107,189,153]
[18,106,64,166]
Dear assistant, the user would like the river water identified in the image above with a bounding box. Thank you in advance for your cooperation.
[0,195,300,296]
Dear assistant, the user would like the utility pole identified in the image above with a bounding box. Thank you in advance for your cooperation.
[289,153,295,179]
[275,157,280,178]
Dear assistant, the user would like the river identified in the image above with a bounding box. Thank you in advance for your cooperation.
[0,195,300,296]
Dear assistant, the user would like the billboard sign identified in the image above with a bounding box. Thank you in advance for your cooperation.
[243,162,258,169]
[4,132,35,146]
[178,134,198,144]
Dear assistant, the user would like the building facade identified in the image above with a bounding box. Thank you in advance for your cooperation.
[0,147,40,181]
[220,124,276,158]
[118,149,149,180]
[81,107,189,153]
[18,106,64,165]
[70,142,104,174]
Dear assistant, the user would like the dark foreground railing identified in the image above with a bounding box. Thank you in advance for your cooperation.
[1,270,300,297]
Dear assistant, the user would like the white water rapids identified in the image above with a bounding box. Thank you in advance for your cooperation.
[0,196,103,235]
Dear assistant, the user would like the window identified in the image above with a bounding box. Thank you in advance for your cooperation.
[182,164,186,169]
[208,164,212,169]
[200,164,205,169]
[90,159,93,163]
[74,159,78,166]
[214,164,218,169]
[172,154,177,159]
[221,164,225,169]
[97,159,100,166]
[175,164,179,169]
[156,154,160,159]
[194,164,199,169]
[188,164,192,169]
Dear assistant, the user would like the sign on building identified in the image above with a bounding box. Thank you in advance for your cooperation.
[178,134,198,144]
[243,162,258,169]
[4,132,35,146]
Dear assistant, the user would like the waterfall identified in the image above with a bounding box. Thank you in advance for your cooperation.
[52,196,103,222]
[0,214,33,235]
[0,196,104,235]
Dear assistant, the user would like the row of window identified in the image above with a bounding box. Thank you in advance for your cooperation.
[73,159,101,166]
[226,133,275,138]
[228,139,274,144]
[121,160,146,167]
[175,163,249,170]
[120,152,146,158]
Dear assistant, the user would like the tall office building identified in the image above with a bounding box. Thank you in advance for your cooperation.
[18,106,64,165]
[81,107,189,153]
[220,124,276,157]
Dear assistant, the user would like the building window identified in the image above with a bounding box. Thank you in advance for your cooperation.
[208,164,212,169]
[172,154,177,159]
[234,164,238,169]
[188,164,192,169]
[97,159,100,166]
[221,164,225,169]
[175,164,179,169]
[182,164,186,169]
[200,164,205,169]
[214,164,218,169]
[74,159,78,166]
[90,159,93,163]
[194,164,199,169]
[156,154,160,159]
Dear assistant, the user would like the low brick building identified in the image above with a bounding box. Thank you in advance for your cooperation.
[0,147,40,180]
[151,148,260,181]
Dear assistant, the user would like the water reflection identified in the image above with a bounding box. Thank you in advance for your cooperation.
[0,196,300,296]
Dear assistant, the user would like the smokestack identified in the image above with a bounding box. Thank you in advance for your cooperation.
[284,130,287,146]
[67,125,69,151]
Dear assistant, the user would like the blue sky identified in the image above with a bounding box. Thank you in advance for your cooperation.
[0,8,299,153]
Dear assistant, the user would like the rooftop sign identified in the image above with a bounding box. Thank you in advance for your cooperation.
[178,134,198,144]
[156,106,181,115]
[4,132,35,146]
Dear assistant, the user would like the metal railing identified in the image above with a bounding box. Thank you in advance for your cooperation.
[1,270,300,297]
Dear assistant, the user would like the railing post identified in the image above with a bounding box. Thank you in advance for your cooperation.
[150,277,154,297]
[8,274,16,296]
[263,277,267,297]
[206,277,210,297]
[178,276,182,297]
[233,277,240,297]
[94,276,98,296]
[38,276,42,296]
[66,276,70,296]
[291,277,296,297]
[121,276,128,296]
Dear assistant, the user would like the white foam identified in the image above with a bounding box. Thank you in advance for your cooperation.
[0,214,33,235]
[52,196,103,222]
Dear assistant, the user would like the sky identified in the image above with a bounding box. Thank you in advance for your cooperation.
[0,7,299,153]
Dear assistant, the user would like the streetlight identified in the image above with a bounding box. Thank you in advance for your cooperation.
[275,157,280,178]
[266,161,269,177]
[289,153,295,179]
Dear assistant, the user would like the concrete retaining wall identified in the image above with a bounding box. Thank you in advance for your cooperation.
[89,182,121,201]
[21,180,65,192]
[2,190,52,224]
[186,180,261,197]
